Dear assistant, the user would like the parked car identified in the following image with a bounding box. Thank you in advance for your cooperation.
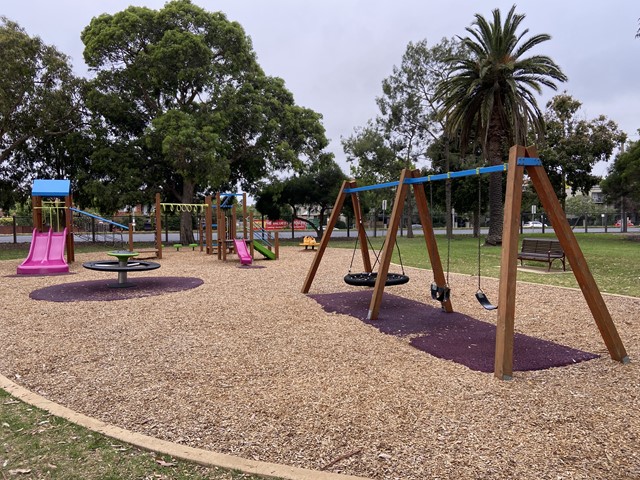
[523,221,547,228]
[614,219,634,227]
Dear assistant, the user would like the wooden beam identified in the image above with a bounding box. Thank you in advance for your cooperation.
[351,189,372,273]
[65,194,74,262]
[367,169,410,320]
[205,195,213,255]
[249,212,255,257]
[242,192,247,239]
[526,146,628,364]
[411,169,453,313]
[32,196,42,233]
[301,180,352,293]
[494,145,526,380]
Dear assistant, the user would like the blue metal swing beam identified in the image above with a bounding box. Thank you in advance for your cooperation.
[343,157,542,193]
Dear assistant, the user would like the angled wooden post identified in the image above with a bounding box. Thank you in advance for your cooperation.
[526,146,628,364]
[495,145,526,380]
[351,188,372,273]
[368,169,411,320]
[301,180,352,293]
[411,169,453,313]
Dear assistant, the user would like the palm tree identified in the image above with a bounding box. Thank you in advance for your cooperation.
[436,5,566,245]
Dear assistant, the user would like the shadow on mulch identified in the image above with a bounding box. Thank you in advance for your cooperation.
[309,290,599,373]
[29,277,204,302]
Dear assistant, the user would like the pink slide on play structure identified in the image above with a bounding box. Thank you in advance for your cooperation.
[233,239,253,265]
[17,228,69,275]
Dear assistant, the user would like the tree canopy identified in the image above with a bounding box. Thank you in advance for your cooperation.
[254,156,346,236]
[81,0,329,241]
[539,93,626,209]
[0,17,84,207]
[602,136,640,206]
[436,5,566,244]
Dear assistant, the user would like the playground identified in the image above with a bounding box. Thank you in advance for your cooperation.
[1,242,639,479]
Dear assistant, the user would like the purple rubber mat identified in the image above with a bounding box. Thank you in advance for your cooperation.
[308,290,599,373]
[30,277,204,302]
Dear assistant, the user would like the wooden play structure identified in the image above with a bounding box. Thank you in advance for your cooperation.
[153,193,213,259]
[302,145,629,379]
[31,179,75,262]
[28,179,139,265]
[153,192,279,261]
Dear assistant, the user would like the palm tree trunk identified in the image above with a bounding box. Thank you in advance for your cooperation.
[486,171,503,245]
[485,124,504,245]
[444,137,452,238]
[180,180,196,245]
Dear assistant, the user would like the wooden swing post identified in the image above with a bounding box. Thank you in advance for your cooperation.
[495,145,628,379]
[367,170,411,320]
[302,180,371,293]
[410,169,453,313]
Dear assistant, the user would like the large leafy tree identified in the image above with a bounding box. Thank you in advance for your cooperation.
[376,38,466,237]
[601,137,640,230]
[436,5,567,245]
[540,93,626,209]
[0,17,85,206]
[343,38,464,236]
[342,121,404,226]
[81,0,328,242]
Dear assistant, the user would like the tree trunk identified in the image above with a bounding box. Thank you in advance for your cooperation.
[485,112,504,246]
[444,137,452,239]
[473,210,480,238]
[485,170,503,245]
[180,180,196,245]
[406,196,414,238]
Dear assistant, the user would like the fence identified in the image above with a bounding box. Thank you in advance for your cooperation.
[1,210,638,244]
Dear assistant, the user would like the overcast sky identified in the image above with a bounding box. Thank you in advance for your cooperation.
[3,1,639,176]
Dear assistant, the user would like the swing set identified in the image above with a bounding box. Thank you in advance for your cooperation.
[302,145,628,379]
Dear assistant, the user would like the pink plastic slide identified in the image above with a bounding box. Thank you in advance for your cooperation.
[17,228,70,275]
[233,239,253,265]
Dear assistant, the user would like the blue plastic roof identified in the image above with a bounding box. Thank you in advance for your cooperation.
[32,179,71,197]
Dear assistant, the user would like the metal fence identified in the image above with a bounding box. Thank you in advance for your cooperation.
[1,210,638,244]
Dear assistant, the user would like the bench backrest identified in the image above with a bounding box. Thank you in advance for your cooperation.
[521,238,564,255]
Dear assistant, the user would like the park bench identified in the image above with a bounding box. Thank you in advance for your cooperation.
[517,238,566,271]
[299,236,319,250]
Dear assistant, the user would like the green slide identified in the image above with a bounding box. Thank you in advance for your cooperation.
[253,240,276,260]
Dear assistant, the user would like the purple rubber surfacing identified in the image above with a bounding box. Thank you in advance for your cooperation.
[308,290,599,373]
[30,277,204,302]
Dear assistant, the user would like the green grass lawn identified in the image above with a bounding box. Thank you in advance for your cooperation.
[0,389,265,479]
[305,232,640,298]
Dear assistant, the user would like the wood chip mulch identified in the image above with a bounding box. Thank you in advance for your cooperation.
[1,247,639,479]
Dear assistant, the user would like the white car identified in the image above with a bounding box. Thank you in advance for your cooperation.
[523,221,547,228]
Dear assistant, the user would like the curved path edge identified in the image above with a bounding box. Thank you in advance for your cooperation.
[0,374,369,480]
